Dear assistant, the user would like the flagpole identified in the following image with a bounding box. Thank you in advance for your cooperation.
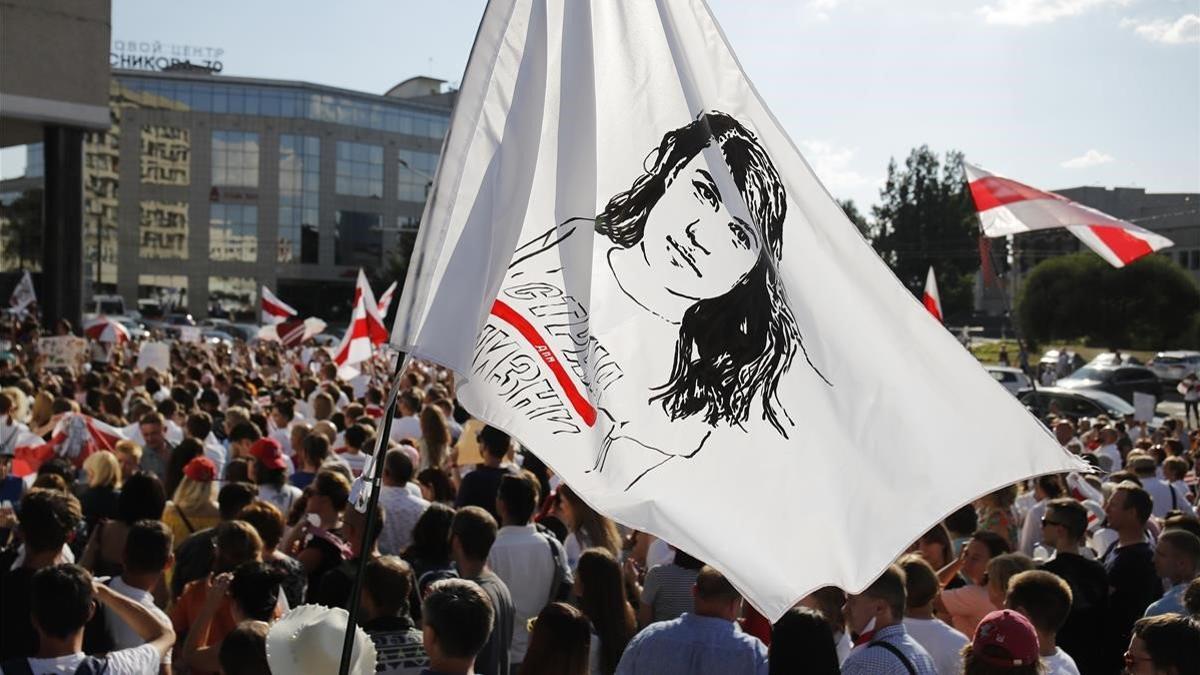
[338,349,407,675]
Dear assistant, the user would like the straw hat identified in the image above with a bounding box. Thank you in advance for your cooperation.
[266,604,377,675]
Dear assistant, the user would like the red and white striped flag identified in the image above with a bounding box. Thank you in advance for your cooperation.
[261,285,298,325]
[923,266,943,323]
[965,163,1173,268]
[11,413,126,477]
[333,271,389,367]
[376,281,397,318]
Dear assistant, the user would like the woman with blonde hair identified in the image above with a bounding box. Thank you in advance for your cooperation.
[30,391,54,430]
[418,405,452,471]
[79,450,122,532]
[113,440,142,482]
[0,386,29,423]
[163,456,221,548]
[557,483,621,567]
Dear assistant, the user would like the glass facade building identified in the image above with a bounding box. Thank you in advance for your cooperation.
[0,70,453,320]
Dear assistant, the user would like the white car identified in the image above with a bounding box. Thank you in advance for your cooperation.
[1148,351,1200,383]
[985,365,1033,396]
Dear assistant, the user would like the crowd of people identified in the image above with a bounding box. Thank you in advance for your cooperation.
[0,316,1198,675]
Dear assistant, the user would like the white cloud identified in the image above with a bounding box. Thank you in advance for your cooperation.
[800,139,872,195]
[1122,14,1200,44]
[1060,149,1115,168]
[978,0,1128,26]
[799,0,842,22]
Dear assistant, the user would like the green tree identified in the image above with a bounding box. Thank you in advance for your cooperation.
[367,229,419,323]
[837,199,873,240]
[871,147,978,320]
[1016,252,1200,349]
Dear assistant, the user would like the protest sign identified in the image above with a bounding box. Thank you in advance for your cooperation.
[137,341,171,372]
[38,336,87,371]
[179,326,201,343]
[1133,392,1156,423]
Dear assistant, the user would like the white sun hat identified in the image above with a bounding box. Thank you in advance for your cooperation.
[266,604,377,675]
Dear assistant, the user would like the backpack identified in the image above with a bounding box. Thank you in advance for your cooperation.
[1,655,109,675]
[537,531,573,603]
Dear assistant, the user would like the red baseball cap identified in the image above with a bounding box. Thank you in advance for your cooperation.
[249,438,288,471]
[972,610,1040,668]
[183,456,217,482]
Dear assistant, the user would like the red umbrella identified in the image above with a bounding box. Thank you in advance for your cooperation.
[83,315,130,344]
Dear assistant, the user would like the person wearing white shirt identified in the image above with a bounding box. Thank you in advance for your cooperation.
[15,563,173,675]
[899,555,968,675]
[1094,427,1122,471]
[388,392,424,444]
[1129,455,1195,518]
[1005,571,1082,675]
[487,473,571,667]
[377,449,429,556]
[102,521,174,672]
[1019,475,1068,557]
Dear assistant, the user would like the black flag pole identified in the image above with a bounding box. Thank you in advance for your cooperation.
[338,348,408,675]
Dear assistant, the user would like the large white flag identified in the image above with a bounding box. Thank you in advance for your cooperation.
[393,0,1086,620]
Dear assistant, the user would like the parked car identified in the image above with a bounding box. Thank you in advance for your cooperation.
[1086,352,1143,368]
[1018,387,1136,420]
[1039,349,1086,373]
[1054,365,1161,405]
[984,366,1033,396]
[1148,350,1200,383]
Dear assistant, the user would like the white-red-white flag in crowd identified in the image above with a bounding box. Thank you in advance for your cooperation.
[391,0,1087,620]
[376,281,398,318]
[9,270,36,315]
[965,163,1173,268]
[261,285,298,325]
[922,267,943,323]
[10,413,125,477]
[333,271,388,368]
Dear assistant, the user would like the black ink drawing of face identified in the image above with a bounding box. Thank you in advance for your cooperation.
[639,152,763,301]
[595,111,830,437]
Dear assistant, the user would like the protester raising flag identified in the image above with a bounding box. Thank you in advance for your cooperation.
[333,270,388,369]
[10,412,125,477]
[965,163,1173,267]
[376,280,397,318]
[261,285,298,324]
[8,270,36,315]
[390,0,1086,620]
[922,267,943,323]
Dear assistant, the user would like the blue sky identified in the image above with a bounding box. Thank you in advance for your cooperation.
[3,0,1197,212]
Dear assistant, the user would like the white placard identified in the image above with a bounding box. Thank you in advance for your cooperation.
[179,326,201,343]
[137,341,171,373]
[1133,391,1156,423]
[38,336,87,371]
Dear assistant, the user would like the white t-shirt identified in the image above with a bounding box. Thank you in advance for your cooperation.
[1042,647,1081,675]
[104,577,172,665]
[340,450,369,477]
[488,524,560,664]
[903,617,968,675]
[1018,500,1049,557]
[1095,444,1122,471]
[1141,476,1195,518]
[16,644,160,675]
[389,416,422,443]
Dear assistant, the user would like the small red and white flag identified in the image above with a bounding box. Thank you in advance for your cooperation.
[332,271,389,368]
[376,281,398,318]
[965,163,1173,268]
[261,285,298,325]
[922,267,943,323]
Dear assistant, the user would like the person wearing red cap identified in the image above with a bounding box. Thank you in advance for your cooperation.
[163,456,220,550]
[961,610,1041,675]
[248,438,302,515]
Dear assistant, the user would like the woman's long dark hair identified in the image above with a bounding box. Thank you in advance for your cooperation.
[769,607,840,675]
[519,602,591,675]
[576,549,636,675]
[403,502,454,564]
[596,111,826,435]
[229,561,287,621]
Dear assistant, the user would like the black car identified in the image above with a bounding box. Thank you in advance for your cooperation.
[1018,387,1136,421]
[1053,365,1162,405]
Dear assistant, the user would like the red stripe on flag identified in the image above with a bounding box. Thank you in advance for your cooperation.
[1088,225,1153,264]
[922,293,942,323]
[968,176,1062,212]
[490,299,597,427]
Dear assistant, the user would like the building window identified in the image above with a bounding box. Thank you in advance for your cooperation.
[335,141,383,198]
[279,135,320,264]
[141,125,190,185]
[208,276,257,319]
[212,130,259,187]
[397,149,437,202]
[138,274,188,314]
[139,200,189,259]
[209,203,258,262]
[335,210,382,268]
[0,189,43,272]
[23,143,44,178]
